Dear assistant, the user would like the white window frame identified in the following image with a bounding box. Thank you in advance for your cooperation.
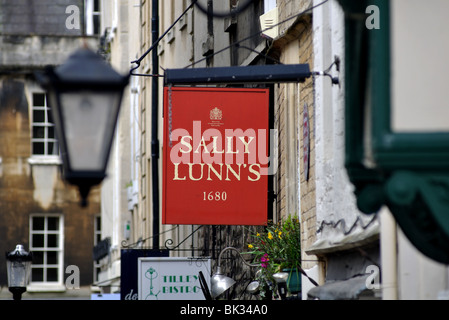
[28,214,65,292]
[30,92,59,158]
[85,0,101,36]
[93,214,102,283]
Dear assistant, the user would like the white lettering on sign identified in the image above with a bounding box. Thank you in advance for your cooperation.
[170,121,277,179]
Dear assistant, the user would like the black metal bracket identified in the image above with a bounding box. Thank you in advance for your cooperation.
[164,64,312,85]
[164,225,204,251]
[121,225,212,254]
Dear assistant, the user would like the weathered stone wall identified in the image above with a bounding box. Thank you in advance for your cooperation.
[272,1,316,269]
[297,20,317,271]
[0,0,101,287]
[0,0,97,70]
[0,35,97,70]
[0,75,101,286]
[0,0,84,36]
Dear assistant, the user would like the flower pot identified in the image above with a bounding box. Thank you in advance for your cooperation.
[283,268,301,294]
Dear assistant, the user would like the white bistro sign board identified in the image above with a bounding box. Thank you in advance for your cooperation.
[138,257,211,300]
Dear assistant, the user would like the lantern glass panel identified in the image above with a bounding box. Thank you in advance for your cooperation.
[6,260,31,288]
[59,91,121,172]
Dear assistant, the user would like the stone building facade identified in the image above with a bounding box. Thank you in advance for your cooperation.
[270,0,381,299]
[139,0,269,300]
[0,0,100,297]
[111,0,315,299]
[270,3,316,270]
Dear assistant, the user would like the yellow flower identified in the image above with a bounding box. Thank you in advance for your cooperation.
[268,232,273,240]
[278,231,282,238]
[248,244,254,249]
[256,233,260,237]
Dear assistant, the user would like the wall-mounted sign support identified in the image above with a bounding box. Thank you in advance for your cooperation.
[164,64,311,85]
[162,64,325,226]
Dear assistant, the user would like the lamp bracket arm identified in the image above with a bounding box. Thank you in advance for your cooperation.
[218,247,259,268]
[130,0,197,76]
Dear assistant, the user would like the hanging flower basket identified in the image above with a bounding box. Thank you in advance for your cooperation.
[246,215,302,297]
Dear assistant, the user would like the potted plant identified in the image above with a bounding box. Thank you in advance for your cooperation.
[247,215,302,298]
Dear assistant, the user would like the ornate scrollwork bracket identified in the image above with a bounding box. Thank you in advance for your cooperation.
[164,226,204,251]
[356,171,449,264]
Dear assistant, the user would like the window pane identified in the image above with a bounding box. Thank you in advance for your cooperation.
[32,217,45,230]
[47,234,58,248]
[32,142,45,155]
[33,109,45,123]
[46,109,53,123]
[94,0,100,11]
[95,267,101,282]
[47,251,58,264]
[48,126,55,139]
[47,268,58,282]
[47,110,54,124]
[32,268,44,282]
[33,93,45,107]
[32,234,45,248]
[93,15,100,35]
[96,216,101,231]
[48,142,58,155]
[32,251,44,264]
[33,126,45,139]
[47,217,59,230]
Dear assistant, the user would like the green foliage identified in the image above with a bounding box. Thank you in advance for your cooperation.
[246,215,301,296]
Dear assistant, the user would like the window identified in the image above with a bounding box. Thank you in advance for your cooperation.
[30,215,64,285]
[93,215,102,282]
[85,0,101,36]
[31,93,59,156]
[264,0,276,12]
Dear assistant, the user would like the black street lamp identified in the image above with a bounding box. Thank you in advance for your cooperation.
[36,46,129,206]
[5,245,33,301]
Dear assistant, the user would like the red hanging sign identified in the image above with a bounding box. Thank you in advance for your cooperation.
[162,87,270,225]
